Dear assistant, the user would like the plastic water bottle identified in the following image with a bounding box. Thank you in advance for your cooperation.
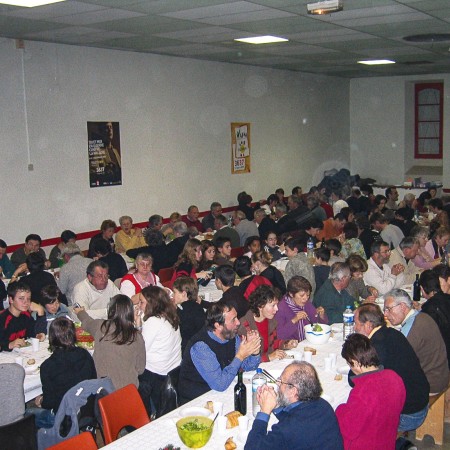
[307,237,315,262]
[343,306,354,340]
[252,368,267,416]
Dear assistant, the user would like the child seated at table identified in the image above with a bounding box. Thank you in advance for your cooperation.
[40,285,70,334]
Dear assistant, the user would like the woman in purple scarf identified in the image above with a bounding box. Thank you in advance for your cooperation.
[275,276,328,341]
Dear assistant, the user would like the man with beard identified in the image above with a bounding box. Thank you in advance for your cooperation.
[245,361,343,450]
[178,300,261,403]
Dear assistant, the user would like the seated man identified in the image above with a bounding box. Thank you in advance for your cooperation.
[214,237,233,266]
[40,285,70,334]
[202,202,222,232]
[384,288,449,395]
[114,215,146,254]
[370,213,404,249]
[178,300,261,403]
[0,239,15,279]
[233,210,259,247]
[313,262,355,324]
[93,238,128,282]
[182,205,204,234]
[214,265,249,318]
[57,243,93,306]
[254,208,278,240]
[10,234,49,270]
[213,215,240,249]
[385,186,399,210]
[388,237,420,285]
[317,213,346,242]
[420,270,450,368]
[72,260,120,320]
[48,230,77,269]
[363,241,405,295]
[297,218,324,247]
[245,361,343,450]
[0,281,46,351]
[354,304,429,434]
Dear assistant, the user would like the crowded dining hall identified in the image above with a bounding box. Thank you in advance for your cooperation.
[2,0,450,449]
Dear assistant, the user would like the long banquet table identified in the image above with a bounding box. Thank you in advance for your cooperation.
[103,325,351,449]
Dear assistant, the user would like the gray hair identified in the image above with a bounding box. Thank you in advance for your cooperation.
[286,361,322,402]
[215,214,228,226]
[329,262,351,281]
[306,195,319,209]
[135,253,153,264]
[399,236,418,251]
[403,193,415,203]
[410,226,428,240]
[235,210,246,220]
[384,288,413,309]
[61,243,81,257]
[86,259,108,276]
[172,221,188,236]
[148,214,163,228]
[289,195,300,206]
[254,208,266,219]
[119,215,132,226]
[275,203,287,214]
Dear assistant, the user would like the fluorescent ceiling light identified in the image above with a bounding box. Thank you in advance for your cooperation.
[358,59,396,65]
[307,0,343,15]
[0,0,65,6]
[234,36,288,44]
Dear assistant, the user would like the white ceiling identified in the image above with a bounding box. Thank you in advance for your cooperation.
[1,0,450,78]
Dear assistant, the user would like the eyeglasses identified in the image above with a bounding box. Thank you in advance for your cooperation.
[383,304,401,313]
[276,378,295,388]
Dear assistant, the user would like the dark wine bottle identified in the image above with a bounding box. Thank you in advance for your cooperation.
[413,274,420,302]
[234,370,247,415]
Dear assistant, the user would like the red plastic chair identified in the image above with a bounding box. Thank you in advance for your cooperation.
[47,432,97,450]
[158,267,174,283]
[98,384,150,444]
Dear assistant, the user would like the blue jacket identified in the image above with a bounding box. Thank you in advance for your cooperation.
[245,398,343,450]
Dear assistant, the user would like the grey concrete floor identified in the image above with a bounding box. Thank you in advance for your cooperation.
[409,422,450,449]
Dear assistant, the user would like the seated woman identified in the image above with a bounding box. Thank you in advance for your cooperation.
[136,286,181,417]
[126,230,168,274]
[40,285,70,333]
[251,251,286,294]
[74,295,145,390]
[197,240,216,272]
[243,235,261,259]
[262,231,284,262]
[238,285,297,362]
[120,253,163,303]
[87,219,116,258]
[49,230,76,269]
[275,276,327,341]
[411,226,440,269]
[114,215,146,254]
[373,194,388,214]
[29,317,96,428]
[425,226,450,262]
[234,255,271,299]
[345,255,378,305]
[20,253,57,305]
[172,277,206,354]
[335,334,406,450]
[171,238,211,283]
[93,238,128,282]
[339,222,366,259]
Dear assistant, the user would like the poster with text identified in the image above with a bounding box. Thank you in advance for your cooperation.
[231,122,251,174]
[87,121,122,188]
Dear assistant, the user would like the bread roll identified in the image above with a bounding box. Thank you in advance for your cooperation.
[225,410,242,428]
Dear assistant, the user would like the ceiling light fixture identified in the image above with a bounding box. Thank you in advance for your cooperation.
[234,36,288,45]
[307,0,343,15]
[358,59,396,65]
[0,0,65,7]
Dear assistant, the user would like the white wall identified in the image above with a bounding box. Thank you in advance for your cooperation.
[350,73,450,186]
[0,39,349,247]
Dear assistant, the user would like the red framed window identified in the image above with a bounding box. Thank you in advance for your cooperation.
[414,82,443,159]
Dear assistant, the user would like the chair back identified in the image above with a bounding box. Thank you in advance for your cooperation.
[158,267,174,283]
[0,363,25,426]
[0,414,37,450]
[47,431,97,450]
[230,246,244,258]
[98,384,150,444]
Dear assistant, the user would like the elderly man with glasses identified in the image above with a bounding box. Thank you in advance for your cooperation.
[363,241,405,296]
[384,288,449,395]
[245,361,343,450]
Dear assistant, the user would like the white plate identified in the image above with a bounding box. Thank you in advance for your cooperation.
[336,365,350,375]
[25,364,40,375]
[180,407,211,418]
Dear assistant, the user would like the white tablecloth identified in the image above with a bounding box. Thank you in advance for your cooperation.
[103,326,350,449]
[0,340,51,402]
[199,283,222,303]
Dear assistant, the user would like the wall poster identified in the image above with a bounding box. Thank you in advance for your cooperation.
[87,121,122,187]
[231,122,251,174]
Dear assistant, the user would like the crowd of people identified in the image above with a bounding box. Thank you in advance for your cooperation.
[1,184,450,449]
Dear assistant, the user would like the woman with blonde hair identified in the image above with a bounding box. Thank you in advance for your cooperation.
[171,238,211,283]
[251,251,286,294]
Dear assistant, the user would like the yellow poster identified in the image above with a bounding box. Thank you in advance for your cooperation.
[231,122,251,174]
